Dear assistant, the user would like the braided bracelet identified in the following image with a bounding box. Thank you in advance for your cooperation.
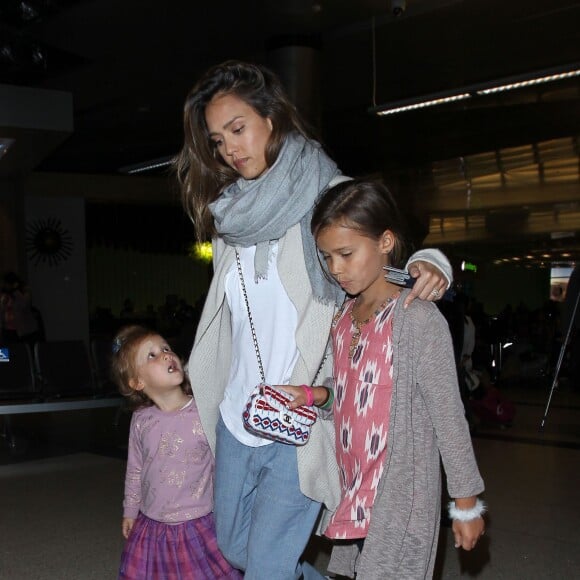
[301,385,315,406]
[448,498,486,522]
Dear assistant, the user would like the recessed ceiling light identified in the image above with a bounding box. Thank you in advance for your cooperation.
[476,68,580,95]
[371,63,580,116]
[375,93,471,116]
[118,155,174,174]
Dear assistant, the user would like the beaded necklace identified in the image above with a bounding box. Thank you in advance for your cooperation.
[348,290,401,359]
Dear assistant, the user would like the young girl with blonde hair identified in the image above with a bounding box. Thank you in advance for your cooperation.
[111,325,241,579]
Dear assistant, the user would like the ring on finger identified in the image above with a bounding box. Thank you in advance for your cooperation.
[431,288,440,298]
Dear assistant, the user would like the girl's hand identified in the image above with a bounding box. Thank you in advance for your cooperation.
[452,517,485,551]
[405,261,448,308]
[277,385,328,410]
[122,517,135,539]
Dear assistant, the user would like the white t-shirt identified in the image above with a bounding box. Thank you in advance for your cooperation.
[220,244,299,446]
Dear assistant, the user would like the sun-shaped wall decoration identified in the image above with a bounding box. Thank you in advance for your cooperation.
[26,217,74,267]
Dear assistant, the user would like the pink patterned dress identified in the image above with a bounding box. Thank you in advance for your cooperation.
[324,295,398,540]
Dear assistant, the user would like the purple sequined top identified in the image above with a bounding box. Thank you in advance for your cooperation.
[123,398,214,523]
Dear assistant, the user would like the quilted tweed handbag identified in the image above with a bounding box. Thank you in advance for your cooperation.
[243,383,318,445]
[235,250,327,445]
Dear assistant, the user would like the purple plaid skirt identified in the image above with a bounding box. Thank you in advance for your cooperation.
[119,512,242,579]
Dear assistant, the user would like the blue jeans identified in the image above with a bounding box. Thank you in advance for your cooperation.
[215,415,325,580]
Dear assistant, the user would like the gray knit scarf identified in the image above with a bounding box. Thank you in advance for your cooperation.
[209,132,343,304]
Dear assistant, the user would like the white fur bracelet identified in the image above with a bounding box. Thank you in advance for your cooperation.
[448,499,486,522]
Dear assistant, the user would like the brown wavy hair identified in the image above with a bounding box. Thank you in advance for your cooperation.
[174,60,313,241]
[110,325,191,410]
[311,179,409,269]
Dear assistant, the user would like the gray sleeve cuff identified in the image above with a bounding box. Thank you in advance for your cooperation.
[406,249,453,288]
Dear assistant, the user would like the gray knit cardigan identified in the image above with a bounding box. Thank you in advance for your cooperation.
[327,290,485,579]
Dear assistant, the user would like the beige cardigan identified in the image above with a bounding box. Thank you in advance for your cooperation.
[188,224,342,518]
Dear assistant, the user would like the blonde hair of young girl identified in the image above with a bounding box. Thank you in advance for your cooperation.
[110,325,191,410]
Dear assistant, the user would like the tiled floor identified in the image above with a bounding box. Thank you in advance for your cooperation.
[1,379,579,579]
[440,379,580,579]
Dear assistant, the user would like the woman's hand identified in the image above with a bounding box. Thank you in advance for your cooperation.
[277,385,328,410]
[122,517,135,539]
[404,260,448,308]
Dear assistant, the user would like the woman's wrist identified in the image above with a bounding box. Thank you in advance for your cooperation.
[448,498,486,522]
[317,387,334,410]
[300,385,315,406]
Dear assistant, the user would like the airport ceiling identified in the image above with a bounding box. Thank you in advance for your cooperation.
[1,0,580,265]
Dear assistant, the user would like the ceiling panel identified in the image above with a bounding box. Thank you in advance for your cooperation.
[0,0,579,266]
